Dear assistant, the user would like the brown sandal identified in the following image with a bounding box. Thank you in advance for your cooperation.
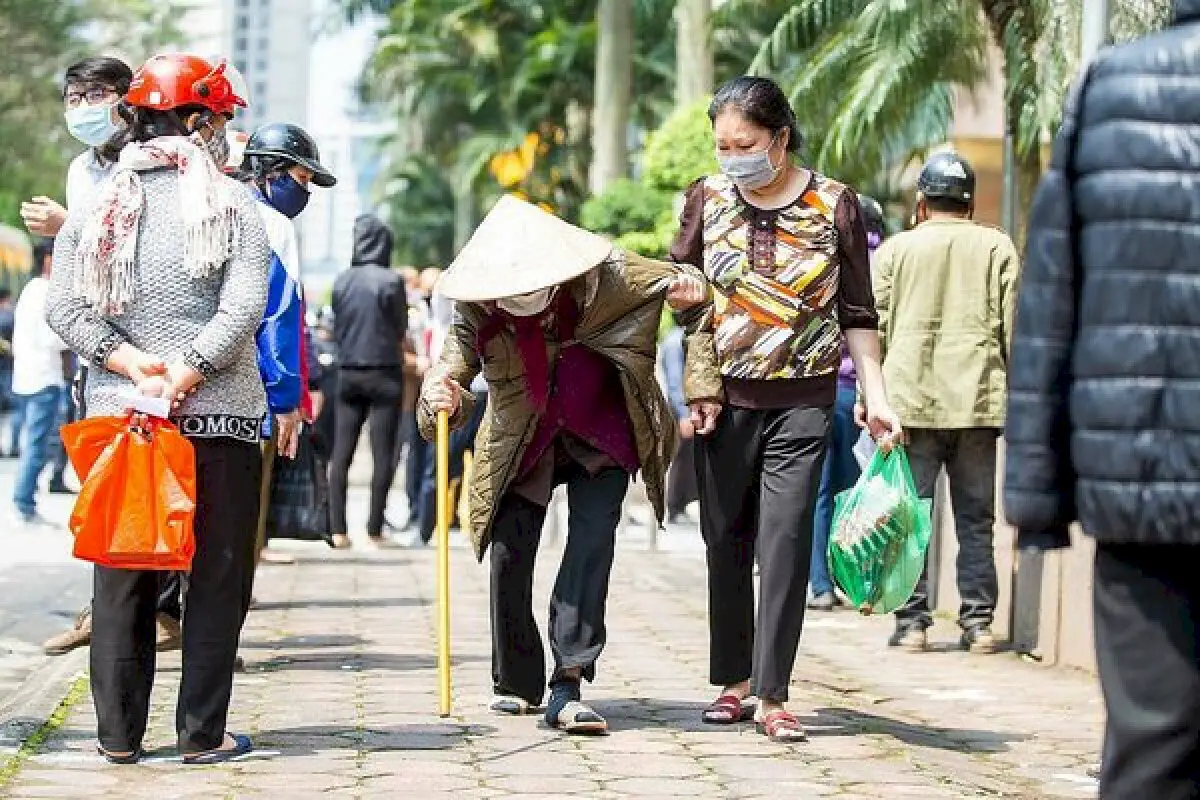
[702,694,755,725]
[756,709,807,742]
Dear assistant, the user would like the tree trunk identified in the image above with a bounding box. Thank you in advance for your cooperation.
[1014,135,1042,251]
[590,0,634,194]
[674,0,713,108]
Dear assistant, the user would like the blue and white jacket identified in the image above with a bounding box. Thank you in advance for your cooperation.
[253,197,304,417]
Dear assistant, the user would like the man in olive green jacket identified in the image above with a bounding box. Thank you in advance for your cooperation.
[872,152,1018,655]
[418,196,722,735]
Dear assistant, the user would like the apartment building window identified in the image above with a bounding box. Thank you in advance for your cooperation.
[235,35,247,54]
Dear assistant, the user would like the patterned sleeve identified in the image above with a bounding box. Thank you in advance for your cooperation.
[45,208,129,369]
[183,191,271,378]
[668,178,706,269]
[834,191,880,331]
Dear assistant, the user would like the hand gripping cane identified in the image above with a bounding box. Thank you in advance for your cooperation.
[436,410,452,717]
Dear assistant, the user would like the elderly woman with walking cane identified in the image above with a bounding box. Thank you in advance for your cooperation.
[419,195,722,734]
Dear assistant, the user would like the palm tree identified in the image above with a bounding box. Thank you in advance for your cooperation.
[720,0,1171,238]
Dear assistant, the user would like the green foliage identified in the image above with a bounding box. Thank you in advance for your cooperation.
[0,0,183,227]
[640,100,718,193]
[580,178,671,236]
[375,152,457,267]
[614,229,674,259]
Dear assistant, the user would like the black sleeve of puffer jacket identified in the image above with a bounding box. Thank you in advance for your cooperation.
[1002,68,1092,551]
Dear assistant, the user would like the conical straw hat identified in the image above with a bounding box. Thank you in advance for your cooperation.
[437,195,614,302]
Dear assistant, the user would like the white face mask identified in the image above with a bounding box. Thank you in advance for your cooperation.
[497,288,553,316]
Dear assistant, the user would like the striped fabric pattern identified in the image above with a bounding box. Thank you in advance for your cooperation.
[701,173,847,381]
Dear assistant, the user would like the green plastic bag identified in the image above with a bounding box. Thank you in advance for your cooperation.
[827,445,933,615]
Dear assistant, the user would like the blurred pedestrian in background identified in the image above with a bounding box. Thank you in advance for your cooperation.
[806,193,888,612]
[660,315,698,525]
[329,214,407,549]
[47,52,268,765]
[0,288,16,458]
[874,152,1017,655]
[10,238,69,529]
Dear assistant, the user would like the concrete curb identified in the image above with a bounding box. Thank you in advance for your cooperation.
[0,647,87,755]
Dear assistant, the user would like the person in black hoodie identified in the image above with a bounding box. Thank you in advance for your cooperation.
[1006,4,1200,796]
[329,214,408,548]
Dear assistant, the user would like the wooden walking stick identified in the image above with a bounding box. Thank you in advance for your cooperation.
[436,410,452,717]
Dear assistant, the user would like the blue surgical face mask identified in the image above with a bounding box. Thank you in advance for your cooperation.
[64,103,122,148]
[717,132,783,191]
[265,172,310,219]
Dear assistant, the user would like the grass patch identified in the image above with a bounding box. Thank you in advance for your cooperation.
[0,673,89,791]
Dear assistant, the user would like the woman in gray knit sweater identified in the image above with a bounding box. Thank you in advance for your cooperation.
[46,54,269,766]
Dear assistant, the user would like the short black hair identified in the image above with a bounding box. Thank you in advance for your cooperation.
[64,57,133,96]
[0,289,11,303]
[709,76,802,153]
[924,195,971,215]
[32,238,54,277]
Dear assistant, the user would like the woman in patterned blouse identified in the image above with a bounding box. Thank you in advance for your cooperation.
[669,75,902,743]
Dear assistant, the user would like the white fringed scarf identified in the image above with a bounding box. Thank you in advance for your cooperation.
[76,135,238,315]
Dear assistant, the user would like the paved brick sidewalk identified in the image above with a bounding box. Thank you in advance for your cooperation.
[0,534,1102,799]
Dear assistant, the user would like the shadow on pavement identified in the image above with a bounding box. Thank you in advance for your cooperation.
[601,699,1028,754]
[238,635,371,649]
[249,596,430,611]
[36,722,496,761]
[807,707,1028,753]
[251,721,495,757]
[222,651,489,674]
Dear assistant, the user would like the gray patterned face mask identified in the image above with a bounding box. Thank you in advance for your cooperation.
[717,131,782,190]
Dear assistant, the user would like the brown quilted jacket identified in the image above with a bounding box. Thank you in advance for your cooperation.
[418,251,722,560]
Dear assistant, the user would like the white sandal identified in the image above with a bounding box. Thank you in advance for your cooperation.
[489,694,534,715]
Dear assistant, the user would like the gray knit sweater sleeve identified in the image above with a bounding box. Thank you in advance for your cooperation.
[182,186,270,378]
[47,208,128,367]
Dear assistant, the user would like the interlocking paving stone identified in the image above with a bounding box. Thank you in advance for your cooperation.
[1,526,1102,798]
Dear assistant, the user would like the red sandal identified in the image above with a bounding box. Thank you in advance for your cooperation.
[702,694,755,725]
[756,709,807,742]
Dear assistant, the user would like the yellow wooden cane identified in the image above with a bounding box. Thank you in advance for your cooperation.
[436,410,452,717]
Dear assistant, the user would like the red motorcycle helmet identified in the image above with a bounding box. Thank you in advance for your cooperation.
[126,54,247,117]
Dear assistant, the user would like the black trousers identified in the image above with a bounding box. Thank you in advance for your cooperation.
[1095,543,1200,800]
[490,465,629,706]
[696,404,830,703]
[90,438,261,754]
[894,428,999,632]
[328,367,403,538]
[666,435,698,517]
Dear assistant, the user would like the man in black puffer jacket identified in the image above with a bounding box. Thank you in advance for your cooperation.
[1005,4,1200,797]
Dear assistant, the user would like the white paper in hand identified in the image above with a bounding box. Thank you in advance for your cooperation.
[853,429,877,469]
[121,392,171,419]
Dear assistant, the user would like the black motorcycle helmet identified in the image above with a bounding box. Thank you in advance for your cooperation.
[243,122,336,187]
[916,151,975,204]
[857,194,886,238]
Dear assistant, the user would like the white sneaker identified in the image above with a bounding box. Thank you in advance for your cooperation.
[12,510,60,530]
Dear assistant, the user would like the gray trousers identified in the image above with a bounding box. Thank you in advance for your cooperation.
[894,427,999,632]
[489,465,629,705]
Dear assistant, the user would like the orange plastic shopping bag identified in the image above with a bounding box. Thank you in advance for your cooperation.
[60,415,197,571]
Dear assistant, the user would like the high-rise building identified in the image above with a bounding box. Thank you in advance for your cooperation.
[179,0,312,132]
